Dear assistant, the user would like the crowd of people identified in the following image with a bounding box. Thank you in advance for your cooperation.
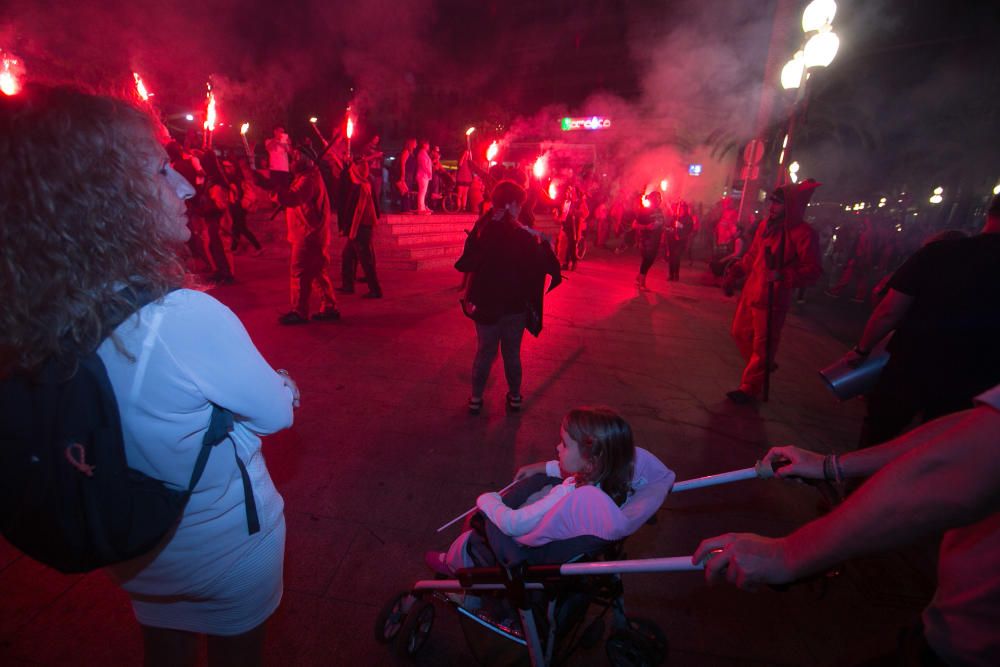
[2,83,998,667]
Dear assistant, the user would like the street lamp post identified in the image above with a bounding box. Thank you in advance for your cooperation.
[776,0,839,186]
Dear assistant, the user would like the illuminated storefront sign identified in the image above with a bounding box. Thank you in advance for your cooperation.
[560,116,612,131]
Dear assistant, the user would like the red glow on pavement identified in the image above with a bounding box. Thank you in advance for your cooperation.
[132,72,150,101]
[533,153,548,179]
[1,55,22,96]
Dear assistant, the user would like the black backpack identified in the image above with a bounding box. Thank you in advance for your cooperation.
[0,287,259,573]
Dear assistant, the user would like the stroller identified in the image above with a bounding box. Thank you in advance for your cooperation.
[375,461,777,666]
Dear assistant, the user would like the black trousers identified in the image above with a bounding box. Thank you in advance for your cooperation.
[229,206,261,251]
[638,238,660,275]
[341,225,381,294]
[667,238,687,279]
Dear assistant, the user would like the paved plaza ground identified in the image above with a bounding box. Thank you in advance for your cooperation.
[0,242,934,666]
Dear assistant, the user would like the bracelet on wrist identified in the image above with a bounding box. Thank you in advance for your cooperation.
[823,455,835,482]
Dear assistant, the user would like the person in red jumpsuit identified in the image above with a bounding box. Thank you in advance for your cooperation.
[277,153,340,325]
[727,179,823,404]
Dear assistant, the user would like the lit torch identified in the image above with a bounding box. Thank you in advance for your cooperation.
[548,182,558,201]
[660,179,669,192]
[1,52,24,97]
[308,116,328,148]
[533,153,548,180]
[465,126,475,155]
[203,82,217,149]
[132,71,151,102]
[486,140,499,166]
[346,114,355,157]
[240,122,254,168]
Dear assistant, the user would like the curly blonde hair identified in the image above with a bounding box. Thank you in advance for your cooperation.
[0,85,185,376]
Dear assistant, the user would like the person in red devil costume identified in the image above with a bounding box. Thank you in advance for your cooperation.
[727,179,823,404]
[277,152,340,325]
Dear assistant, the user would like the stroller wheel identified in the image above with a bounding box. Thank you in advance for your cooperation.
[374,591,412,645]
[394,599,435,659]
[606,617,668,667]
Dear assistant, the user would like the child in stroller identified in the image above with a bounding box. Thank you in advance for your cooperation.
[425,406,674,578]
[377,406,780,664]
[385,406,674,665]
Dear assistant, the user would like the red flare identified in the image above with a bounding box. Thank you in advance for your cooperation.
[132,72,151,101]
[203,87,217,132]
[533,154,548,179]
[1,54,23,96]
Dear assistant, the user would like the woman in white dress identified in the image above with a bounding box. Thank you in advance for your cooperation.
[0,85,298,666]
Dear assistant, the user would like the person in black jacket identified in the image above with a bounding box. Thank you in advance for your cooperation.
[455,181,561,415]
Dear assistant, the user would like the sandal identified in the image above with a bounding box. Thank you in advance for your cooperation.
[468,396,483,415]
[505,393,522,412]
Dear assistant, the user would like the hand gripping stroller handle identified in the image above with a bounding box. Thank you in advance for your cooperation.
[671,460,776,493]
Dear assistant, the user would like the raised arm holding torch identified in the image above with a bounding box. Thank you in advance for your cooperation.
[308,117,329,148]
[240,123,254,168]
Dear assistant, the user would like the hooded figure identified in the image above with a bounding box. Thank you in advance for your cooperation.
[277,156,340,324]
[727,179,823,403]
[337,158,382,298]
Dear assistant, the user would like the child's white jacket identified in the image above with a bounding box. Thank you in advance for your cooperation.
[477,447,675,547]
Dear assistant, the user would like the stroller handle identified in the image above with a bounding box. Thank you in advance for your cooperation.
[671,460,774,492]
[560,555,703,576]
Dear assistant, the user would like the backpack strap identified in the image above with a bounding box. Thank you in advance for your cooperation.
[103,285,178,338]
[108,287,261,535]
[187,405,261,535]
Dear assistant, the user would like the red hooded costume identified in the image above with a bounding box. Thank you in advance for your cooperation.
[730,179,822,397]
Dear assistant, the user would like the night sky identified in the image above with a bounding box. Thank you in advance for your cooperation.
[2,0,998,202]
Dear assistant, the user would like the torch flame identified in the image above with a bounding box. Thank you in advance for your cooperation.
[346,117,355,139]
[660,179,669,192]
[132,72,151,101]
[309,116,318,124]
[533,153,548,180]
[486,141,499,162]
[240,122,250,135]
[1,55,22,96]
[642,194,652,208]
[548,182,557,200]
[465,126,476,136]
[203,87,217,132]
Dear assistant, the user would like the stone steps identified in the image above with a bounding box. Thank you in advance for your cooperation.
[391,232,468,247]
[324,212,560,271]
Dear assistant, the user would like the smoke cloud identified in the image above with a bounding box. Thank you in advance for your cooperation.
[4,0,995,208]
